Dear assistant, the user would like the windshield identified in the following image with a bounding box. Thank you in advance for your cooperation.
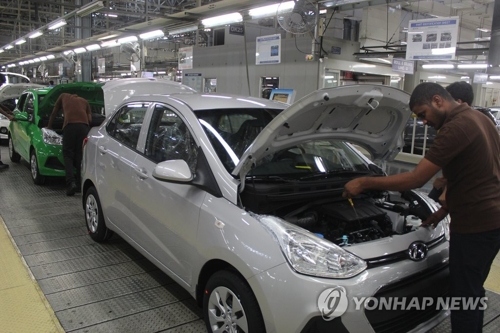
[196,108,282,171]
[197,108,370,177]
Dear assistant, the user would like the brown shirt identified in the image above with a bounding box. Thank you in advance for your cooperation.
[48,93,92,129]
[426,103,500,233]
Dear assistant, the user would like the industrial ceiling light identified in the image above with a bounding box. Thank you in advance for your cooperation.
[489,76,500,80]
[98,34,118,40]
[0,49,4,53]
[457,64,488,69]
[168,25,199,35]
[422,64,455,69]
[202,13,242,28]
[46,54,55,59]
[39,56,48,61]
[86,44,101,51]
[101,40,120,48]
[29,31,43,39]
[139,30,164,40]
[48,19,67,30]
[76,1,104,17]
[118,36,138,44]
[249,1,294,18]
[4,45,13,49]
[73,47,87,54]
[15,38,26,45]
[63,50,74,56]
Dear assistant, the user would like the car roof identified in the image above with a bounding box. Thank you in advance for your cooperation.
[130,93,288,111]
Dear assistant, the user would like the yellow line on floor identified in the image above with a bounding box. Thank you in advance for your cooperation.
[485,251,500,294]
[0,216,64,333]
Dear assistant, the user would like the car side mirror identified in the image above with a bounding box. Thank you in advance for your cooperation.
[153,159,193,182]
[13,112,29,121]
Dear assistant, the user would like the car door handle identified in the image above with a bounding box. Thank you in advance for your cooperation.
[135,167,149,180]
[98,145,107,154]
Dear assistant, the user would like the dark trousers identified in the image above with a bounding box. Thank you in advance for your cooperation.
[450,228,500,333]
[62,123,89,186]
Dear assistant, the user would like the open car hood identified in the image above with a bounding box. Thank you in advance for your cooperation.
[232,85,411,178]
[38,82,104,117]
[0,83,44,102]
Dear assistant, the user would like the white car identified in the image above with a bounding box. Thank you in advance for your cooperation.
[82,82,450,333]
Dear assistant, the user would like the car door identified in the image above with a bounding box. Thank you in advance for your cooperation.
[11,93,34,159]
[95,102,150,234]
[129,103,205,286]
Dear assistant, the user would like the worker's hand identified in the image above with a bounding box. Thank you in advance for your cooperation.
[7,114,14,121]
[420,207,448,229]
[432,177,447,190]
[343,177,365,198]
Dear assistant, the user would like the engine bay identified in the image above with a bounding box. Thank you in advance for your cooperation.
[241,182,434,246]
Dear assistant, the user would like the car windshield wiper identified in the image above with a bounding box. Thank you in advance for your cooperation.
[246,175,298,182]
[298,170,370,180]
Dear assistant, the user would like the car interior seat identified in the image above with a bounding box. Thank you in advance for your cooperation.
[230,119,268,157]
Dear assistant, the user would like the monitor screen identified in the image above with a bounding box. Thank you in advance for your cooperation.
[269,88,296,104]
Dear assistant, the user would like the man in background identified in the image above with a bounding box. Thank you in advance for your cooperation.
[47,93,92,195]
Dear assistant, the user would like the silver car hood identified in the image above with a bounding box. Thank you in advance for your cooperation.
[0,83,44,101]
[232,85,411,179]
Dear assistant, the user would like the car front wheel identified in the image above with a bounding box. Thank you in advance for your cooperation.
[30,149,45,185]
[85,186,112,242]
[203,270,266,333]
[8,135,20,163]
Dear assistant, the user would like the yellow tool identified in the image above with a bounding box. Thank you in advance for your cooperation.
[348,198,362,228]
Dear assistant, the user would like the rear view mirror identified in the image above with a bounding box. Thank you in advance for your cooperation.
[14,112,29,121]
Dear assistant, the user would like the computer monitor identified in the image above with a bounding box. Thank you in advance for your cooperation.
[269,88,296,104]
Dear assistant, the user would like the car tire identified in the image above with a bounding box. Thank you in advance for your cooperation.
[8,135,20,163]
[203,270,265,333]
[30,149,45,185]
[84,186,113,242]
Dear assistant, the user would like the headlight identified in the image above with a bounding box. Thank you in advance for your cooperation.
[42,128,62,145]
[442,215,450,241]
[255,214,367,278]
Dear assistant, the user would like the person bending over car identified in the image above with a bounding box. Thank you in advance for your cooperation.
[343,82,500,333]
[46,93,92,196]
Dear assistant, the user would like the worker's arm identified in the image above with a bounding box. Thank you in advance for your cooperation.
[343,158,441,197]
[0,104,13,120]
[86,102,92,124]
[47,94,64,129]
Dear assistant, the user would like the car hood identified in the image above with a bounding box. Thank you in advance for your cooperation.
[0,83,44,102]
[232,84,411,178]
[38,82,104,117]
[101,78,196,117]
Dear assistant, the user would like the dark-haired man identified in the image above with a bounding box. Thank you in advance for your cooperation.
[344,82,500,333]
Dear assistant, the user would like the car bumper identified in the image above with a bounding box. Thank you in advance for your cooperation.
[36,144,65,176]
[248,240,449,333]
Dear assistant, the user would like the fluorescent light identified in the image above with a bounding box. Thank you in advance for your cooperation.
[73,47,87,54]
[76,1,104,17]
[0,49,4,53]
[29,31,43,39]
[15,38,26,45]
[489,76,500,80]
[457,64,488,69]
[477,28,490,33]
[106,14,117,18]
[118,36,138,44]
[139,30,164,40]
[202,13,242,28]
[101,40,120,48]
[85,44,101,51]
[168,25,199,35]
[352,64,376,68]
[28,60,35,64]
[461,76,470,80]
[4,45,13,49]
[249,1,294,18]
[33,58,41,62]
[47,54,55,59]
[48,19,67,30]
[63,50,74,55]
[39,56,48,61]
[377,58,392,64]
[428,76,446,79]
[422,64,454,69]
[157,71,166,74]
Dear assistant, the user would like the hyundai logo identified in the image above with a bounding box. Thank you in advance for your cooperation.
[407,241,428,261]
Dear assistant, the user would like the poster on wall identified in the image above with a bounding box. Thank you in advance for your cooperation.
[406,16,459,61]
[179,46,193,70]
[183,73,203,92]
[256,34,281,65]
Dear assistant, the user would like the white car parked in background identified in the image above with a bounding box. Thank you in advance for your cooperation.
[82,82,450,333]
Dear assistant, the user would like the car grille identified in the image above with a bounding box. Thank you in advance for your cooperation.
[44,156,65,170]
[365,263,449,333]
[365,235,446,268]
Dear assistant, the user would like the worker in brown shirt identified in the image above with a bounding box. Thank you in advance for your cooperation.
[343,82,500,333]
[47,93,92,196]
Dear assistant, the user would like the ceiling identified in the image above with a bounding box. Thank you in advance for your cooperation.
[0,0,495,66]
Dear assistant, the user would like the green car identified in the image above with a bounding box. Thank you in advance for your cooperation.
[8,82,105,184]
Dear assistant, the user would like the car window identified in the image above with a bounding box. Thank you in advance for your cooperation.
[17,93,28,112]
[24,95,35,121]
[106,102,150,149]
[144,104,198,173]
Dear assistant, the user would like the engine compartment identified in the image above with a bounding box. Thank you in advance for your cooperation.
[241,181,434,246]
